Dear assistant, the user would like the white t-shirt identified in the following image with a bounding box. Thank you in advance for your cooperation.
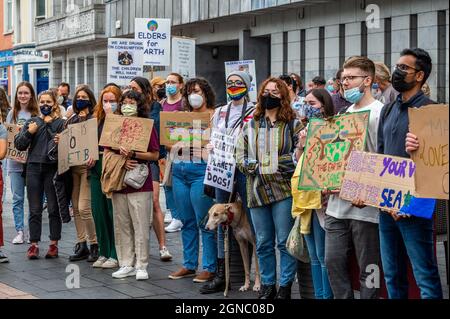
[326,99,384,224]
[212,102,254,135]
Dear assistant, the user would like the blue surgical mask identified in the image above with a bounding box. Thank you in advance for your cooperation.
[166,84,178,96]
[327,85,335,93]
[304,104,323,120]
[344,84,365,104]
[372,83,379,91]
[104,102,118,113]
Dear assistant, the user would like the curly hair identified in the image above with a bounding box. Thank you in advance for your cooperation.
[183,78,216,111]
[120,90,148,118]
[94,85,122,123]
[0,87,10,123]
[253,78,296,123]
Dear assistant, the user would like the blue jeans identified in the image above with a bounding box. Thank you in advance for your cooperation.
[304,213,333,299]
[250,197,298,287]
[215,170,254,259]
[172,162,217,272]
[9,172,25,232]
[379,212,443,299]
[164,185,181,220]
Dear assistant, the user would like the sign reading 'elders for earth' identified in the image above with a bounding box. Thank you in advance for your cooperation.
[298,111,370,191]
[409,104,449,200]
[340,151,416,212]
[135,18,171,66]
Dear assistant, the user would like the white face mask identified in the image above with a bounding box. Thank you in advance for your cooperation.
[188,93,204,109]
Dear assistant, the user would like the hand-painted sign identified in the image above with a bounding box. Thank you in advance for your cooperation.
[298,111,370,190]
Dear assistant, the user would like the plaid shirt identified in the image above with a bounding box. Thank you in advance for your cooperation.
[237,117,303,208]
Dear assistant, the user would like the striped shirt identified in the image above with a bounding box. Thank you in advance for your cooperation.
[237,117,303,208]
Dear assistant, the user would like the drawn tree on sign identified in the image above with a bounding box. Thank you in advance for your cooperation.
[111,118,145,146]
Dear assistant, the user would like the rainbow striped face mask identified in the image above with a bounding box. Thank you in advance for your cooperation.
[227,86,248,101]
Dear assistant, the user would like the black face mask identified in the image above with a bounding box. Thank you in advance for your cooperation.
[260,94,282,110]
[157,88,167,100]
[76,99,92,112]
[392,68,417,93]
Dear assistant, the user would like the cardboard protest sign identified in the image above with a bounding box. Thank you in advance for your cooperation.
[204,130,236,192]
[58,119,99,174]
[172,37,196,79]
[159,112,211,147]
[340,151,416,212]
[298,111,370,190]
[409,104,449,200]
[107,38,144,86]
[135,18,171,66]
[99,114,154,152]
[5,123,27,163]
[225,60,257,103]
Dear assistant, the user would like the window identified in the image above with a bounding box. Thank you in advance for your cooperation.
[0,68,7,79]
[4,0,13,32]
[36,0,46,18]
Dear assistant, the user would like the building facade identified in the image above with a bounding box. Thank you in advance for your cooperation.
[12,0,51,95]
[0,0,14,98]
[104,0,449,104]
[35,0,107,97]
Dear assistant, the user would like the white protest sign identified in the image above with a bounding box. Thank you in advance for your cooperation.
[204,130,236,193]
[172,37,196,79]
[225,60,257,103]
[107,38,144,86]
[135,18,171,66]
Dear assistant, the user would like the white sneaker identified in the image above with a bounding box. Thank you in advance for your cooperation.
[12,231,24,245]
[112,266,136,279]
[136,269,149,280]
[159,246,172,262]
[164,211,172,224]
[165,219,183,233]
[92,256,108,268]
[102,258,119,269]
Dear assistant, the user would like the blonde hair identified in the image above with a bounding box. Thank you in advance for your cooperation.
[422,83,431,97]
[374,61,391,83]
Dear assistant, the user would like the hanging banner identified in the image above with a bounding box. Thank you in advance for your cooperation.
[225,60,257,103]
[107,38,144,86]
[409,104,449,200]
[340,151,416,212]
[204,130,236,192]
[298,111,370,190]
[5,124,27,163]
[172,37,196,79]
[159,112,211,147]
[58,119,99,174]
[135,18,171,66]
[99,114,154,152]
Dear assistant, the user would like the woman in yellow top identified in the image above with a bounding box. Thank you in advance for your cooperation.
[292,88,336,299]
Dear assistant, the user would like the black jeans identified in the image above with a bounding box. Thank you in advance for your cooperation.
[27,163,62,243]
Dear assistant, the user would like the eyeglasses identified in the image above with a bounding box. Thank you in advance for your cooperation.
[340,75,368,82]
[394,64,420,73]
[227,80,245,86]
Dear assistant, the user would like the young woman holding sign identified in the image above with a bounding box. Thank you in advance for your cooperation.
[64,85,99,263]
[168,78,217,283]
[6,82,39,245]
[89,85,122,269]
[108,90,160,281]
[14,90,64,259]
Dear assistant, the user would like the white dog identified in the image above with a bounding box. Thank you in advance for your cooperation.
[205,202,261,292]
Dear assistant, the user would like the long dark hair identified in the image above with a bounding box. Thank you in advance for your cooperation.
[307,88,335,118]
[72,85,97,114]
[13,82,39,124]
[183,78,216,111]
[120,90,148,118]
[0,87,10,123]
[131,76,154,107]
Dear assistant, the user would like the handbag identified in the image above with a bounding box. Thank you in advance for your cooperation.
[124,163,149,189]
[286,216,310,263]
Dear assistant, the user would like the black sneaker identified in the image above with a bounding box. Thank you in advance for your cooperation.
[275,283,292,299]
[0,250,9,263]
[258,284,277,299]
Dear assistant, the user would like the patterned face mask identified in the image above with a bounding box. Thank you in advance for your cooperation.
[227,86,248,101]
[303,104,324,120]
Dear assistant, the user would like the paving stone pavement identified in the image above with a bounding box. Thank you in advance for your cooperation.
[0,176,448,299]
